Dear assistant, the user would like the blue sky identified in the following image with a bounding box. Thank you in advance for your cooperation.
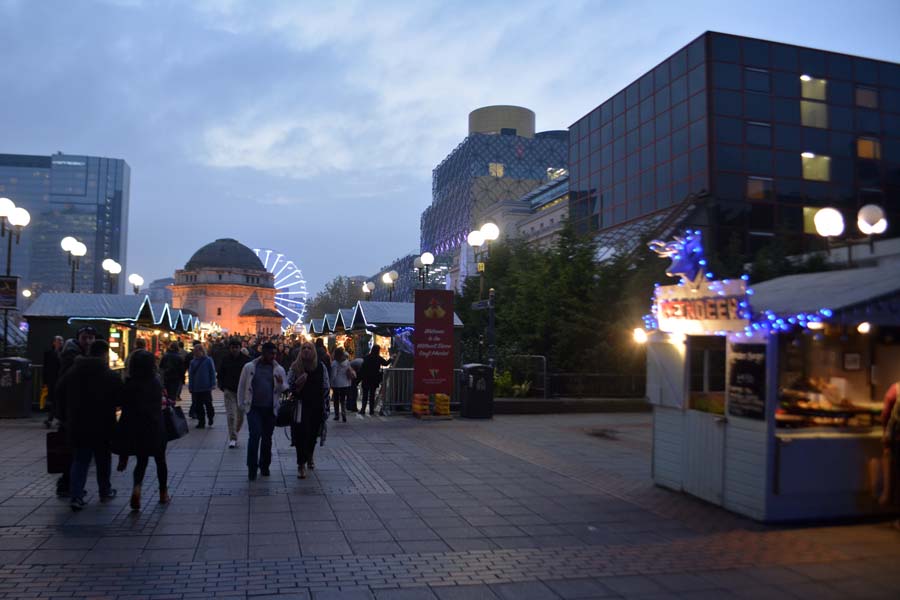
[1,0,899,294]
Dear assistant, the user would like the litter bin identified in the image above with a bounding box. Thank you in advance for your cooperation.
[0,357,32,418]
[460,363,494,418]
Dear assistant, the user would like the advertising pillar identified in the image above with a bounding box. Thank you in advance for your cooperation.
[413,290,454,417]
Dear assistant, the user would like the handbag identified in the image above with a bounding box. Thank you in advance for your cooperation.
[46,430,71,474]
[276,396,296,427]
[164,406,190,441]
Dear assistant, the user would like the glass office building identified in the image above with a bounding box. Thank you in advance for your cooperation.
[0,153,130,300]
[569,31,900,261]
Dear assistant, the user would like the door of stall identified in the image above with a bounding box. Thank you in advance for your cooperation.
[683,335,727,504]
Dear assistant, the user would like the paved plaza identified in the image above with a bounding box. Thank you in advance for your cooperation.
[1,393,899,599]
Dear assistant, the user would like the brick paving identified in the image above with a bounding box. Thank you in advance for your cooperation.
[0,392,899,599]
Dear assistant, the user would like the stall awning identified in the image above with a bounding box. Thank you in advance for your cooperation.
[350,301,463,331]
[323,313,338,334]
[335,308,355,332]
[751,263,900,323]
[23,293,200,332]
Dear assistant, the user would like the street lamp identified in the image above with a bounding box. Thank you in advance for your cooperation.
[382,270,399,301]
[0,199,30,356]
[21,289,31,298]
[63,238,87,293]
[128,273,144,295]
[814,205,889,263]
[363,281,375,300]
[102,258,122,293]
[414,252,435,289]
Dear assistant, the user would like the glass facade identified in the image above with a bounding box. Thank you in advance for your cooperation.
[569,32,900,260]
[0,153,130,303]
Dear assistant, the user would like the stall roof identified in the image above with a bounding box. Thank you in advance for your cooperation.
[309,317,325,335]
[323,313,338,334]
[335,308,355,332]
[350,301,463,331]
[23,293,199,332]
[751,263,900,318]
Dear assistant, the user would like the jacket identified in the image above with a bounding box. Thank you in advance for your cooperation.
[43,348,62,388]
[237,357,289,415]
[188,355,216,393]
[56,355,123,448]
[360,353,391,385]
[287,362,330,425]
[160,350,187,384]
[114,375,165,457]
[330,359,354,388]
[218,352,250,392]
[54,339,87,421]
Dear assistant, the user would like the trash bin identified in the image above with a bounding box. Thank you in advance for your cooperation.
[460,363,494,418]
[0,357,32,418]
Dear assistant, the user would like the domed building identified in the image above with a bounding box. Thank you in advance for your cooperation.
[170,238,283,335]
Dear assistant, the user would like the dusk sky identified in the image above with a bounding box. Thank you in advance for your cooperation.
[2,0,899,295]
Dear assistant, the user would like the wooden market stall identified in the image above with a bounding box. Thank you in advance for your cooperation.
[644,232,900,522]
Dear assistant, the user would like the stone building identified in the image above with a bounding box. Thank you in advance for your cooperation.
[170,238,283,335]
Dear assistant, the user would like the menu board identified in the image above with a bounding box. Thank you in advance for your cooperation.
[727,342,767,420]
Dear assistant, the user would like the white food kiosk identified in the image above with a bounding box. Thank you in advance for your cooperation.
[644,230,900,521]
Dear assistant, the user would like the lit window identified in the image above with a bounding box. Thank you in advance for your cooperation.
[857,137,881,160]
[801,153,830,181]
[746,177,773,200]
[800,76,827,100]
[800,101,828,128]
[856,86,878,109]
[802,207,820,234]
[489,163,505,177]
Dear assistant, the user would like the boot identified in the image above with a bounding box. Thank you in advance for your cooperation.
[298,464,307,479]
[130,485,141,511]
[159,489,171,504]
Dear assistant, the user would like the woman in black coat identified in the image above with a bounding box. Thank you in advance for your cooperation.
[288,342,330,479]
[115,349,170,510]
[359,344,391,416]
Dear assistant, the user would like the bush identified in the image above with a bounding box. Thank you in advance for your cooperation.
[494,370,514,397]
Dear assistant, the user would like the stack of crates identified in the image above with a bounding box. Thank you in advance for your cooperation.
[412,393,430,417]
[434,393,450,416]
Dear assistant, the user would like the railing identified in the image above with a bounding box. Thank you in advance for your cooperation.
[380,368,465,415]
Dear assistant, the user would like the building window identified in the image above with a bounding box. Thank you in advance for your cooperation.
[217,307,222,316]
[802,207,821,234]
[800,75,827,100]
[801,153,831,181]
[745,121,771,146]
[856,86,878,109]
[489,163,504,177]
[800,101,828,128]
[744,68,770,93]
[746,177,774,200]
[857,137,881,160]
[218,274,222,281]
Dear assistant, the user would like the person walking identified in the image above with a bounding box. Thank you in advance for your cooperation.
[116,349,171,511]
[359,344,391,416]
[42,335,63,427]
[237,342,288,480]
[56,340,123,511]
[288,341,329,479]
[315,338,332,371]
[159,342,186,404]
[218,339,249,448]
[188,344,216,428]
[53,326,97,497]
[330,347,354,423]
[123,338,148,378]
[348,348,362,413]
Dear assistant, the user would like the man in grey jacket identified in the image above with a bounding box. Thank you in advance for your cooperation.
[237,342,288,480]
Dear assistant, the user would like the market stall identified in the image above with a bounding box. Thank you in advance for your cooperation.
[643,231,900,522]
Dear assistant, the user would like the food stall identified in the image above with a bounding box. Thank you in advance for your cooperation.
[643,231,900,522]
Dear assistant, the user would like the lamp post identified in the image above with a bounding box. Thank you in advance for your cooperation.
[62,237,87,293]
[0,198,30,356]
[814,205,889,265]
[467,229,486,298]
[102,259,122,293]
[128,273,144,295]
[363,281,375,300]
[382,270,399,301]
[419,252,434,289]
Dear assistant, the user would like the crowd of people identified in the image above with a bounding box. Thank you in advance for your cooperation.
[42,330,396,511]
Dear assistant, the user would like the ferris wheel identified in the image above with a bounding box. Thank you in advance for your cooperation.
[252,248,309,332]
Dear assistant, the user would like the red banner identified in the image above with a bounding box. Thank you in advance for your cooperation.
[413,289,454,399]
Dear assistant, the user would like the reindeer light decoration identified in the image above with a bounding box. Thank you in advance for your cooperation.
[648,230,708,287]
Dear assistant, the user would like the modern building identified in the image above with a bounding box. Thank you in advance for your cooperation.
[365,253,452,303]
[480,175,571,250]
[169,238,283,335]
[568,31,900,263]
[0,152,130,301]
[420,106,568,288]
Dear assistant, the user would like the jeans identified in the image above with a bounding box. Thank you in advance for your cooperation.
[332,387,349,418]
[70,444,113,500]
[164,380,180,404]
[134,447,168,490]
[246,407,275,473]
[192,391,214,425]
[360,384,378,415]
[223,390,243,441]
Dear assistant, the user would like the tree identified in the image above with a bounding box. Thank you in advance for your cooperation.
[305,276,366,319]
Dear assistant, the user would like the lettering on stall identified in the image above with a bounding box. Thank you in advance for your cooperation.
[659,296,742,321]
[727,343,767,420]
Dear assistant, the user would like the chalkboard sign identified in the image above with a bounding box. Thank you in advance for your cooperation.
[727,342,766,420]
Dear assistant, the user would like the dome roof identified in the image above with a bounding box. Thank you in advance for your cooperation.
[185,239,265,272]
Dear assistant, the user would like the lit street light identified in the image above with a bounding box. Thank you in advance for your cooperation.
[128,273,144,295]
[814,205,889,263]
[416,252,435,289]
[0,198,30,356]
[382,270,399,301]
[102,258,122,293]
[63,237,87,293]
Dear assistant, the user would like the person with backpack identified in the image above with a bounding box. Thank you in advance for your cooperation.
[188,343,216,429]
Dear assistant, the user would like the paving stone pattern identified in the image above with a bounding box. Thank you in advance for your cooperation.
[1,392,899,599]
